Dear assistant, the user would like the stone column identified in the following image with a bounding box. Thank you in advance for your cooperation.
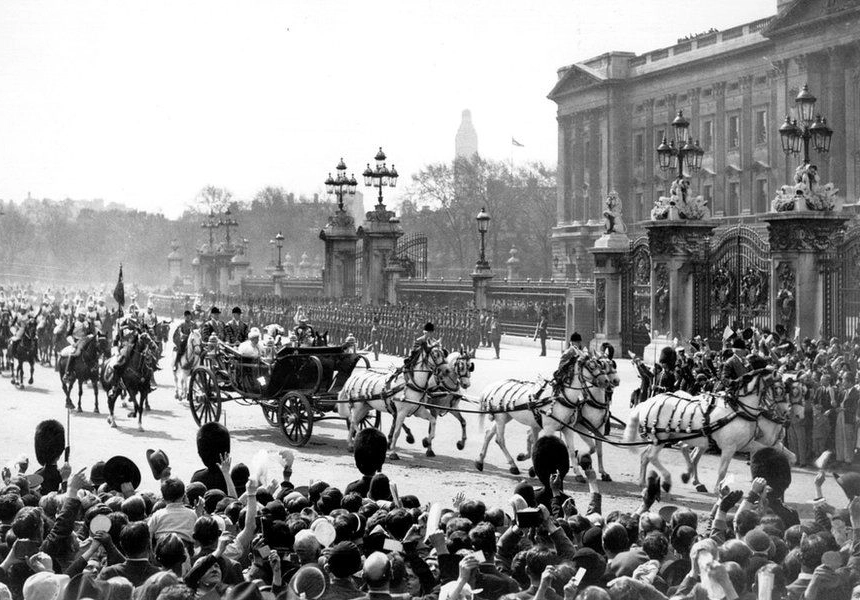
[272,269,285,298]
[588,232,629,353]
[471,268,494,311]
[384,262,404,305]
[643,220,717,364]
[319,210,358,299]
[764,212,849,339]
[357,204,403,306]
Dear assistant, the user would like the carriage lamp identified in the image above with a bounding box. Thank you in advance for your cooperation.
[655,110,703,181]
[779,84,833,164]
[275,232,284,271]
[325,158,357,212]
[476,207,490,269]
[363,147,398,206]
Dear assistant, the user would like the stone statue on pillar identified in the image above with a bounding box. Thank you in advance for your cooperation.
[651,178,710,221]
[602,190,626,234]
[772,163,840,212]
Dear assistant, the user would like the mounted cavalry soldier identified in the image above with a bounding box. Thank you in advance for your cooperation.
[404,322,435,369]
[172,310,196,370]
[224,306,249,346]
[63,307,96,385]
[142,303,158,330]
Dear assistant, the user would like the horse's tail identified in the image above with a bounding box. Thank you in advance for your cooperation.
[622,403,642,452]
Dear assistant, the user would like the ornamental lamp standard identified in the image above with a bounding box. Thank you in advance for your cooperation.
[476,207,490,269]
[778,83,833,164]
[275,232,285,270]
[363,147,399,206]
[656,110,704,184]
[201,211,221,249]
[325,158,358,212]
[220,208,238,248]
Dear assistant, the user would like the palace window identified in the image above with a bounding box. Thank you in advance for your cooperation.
[728,181,740,215]
[634,133,644,164]
[755,179,768,213]
[755,110,767,145]
[636,192,644,221]
[728,116,740,149]
[702,119,713,151]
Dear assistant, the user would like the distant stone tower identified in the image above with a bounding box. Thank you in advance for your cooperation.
[455,109,478,159]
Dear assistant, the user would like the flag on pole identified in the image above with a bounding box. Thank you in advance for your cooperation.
[112,265,125,307]
[511,137,524,147]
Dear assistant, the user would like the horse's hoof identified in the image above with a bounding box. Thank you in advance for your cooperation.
[681,473,690,484]
[65,402,74,410]
[601,472,613,482]
[425,449,435,458]
[138,425,144,432]
[695,484,708,493]
[475,461,484,471]
[509,466,521,475]
[421,437,429,448]
[76,407,82,414]
[662,481,672,493]
[108,417,117,428]
[127,411,136,418]
[405,434,415,445]
[28,379,32,385]
[516,453,528,461]
[389,452,400,461]
[456,440,465,451]
[574,474,586,484]
[93,407,100,414]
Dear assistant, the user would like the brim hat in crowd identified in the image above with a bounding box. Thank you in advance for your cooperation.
[834,471,860,501]
[742,327,754,340]
[732,337,747,350]
[210,306,220,315]
[22,571,69,600]
[327,541,363,577]
[34,419,66,466]
[196,422,231,468]
[531,435,569,485]
[89,461,106,486]
[423,322,435,332]
[288,564,327,600]
[103,455,141,491]
[749,447,791,498]
[570,332,582,342]
[146,449,170,480]
[232,306,242,315]
[224,581,263,600]
[353,428,387,478]
[571,548,607,587]
[743,528,775,557]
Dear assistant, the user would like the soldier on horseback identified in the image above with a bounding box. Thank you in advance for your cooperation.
[62,308,95,385]
[172,310,196,371]
[404,322,435,369]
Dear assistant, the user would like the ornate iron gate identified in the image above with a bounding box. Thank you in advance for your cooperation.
[622,237,651,356]
[392,233,428,279]
[835,227,860,338]
[354,238,363,293]
[706,225,770,339]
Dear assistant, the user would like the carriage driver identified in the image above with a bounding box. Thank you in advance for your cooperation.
[63,307,95,384]
[293,305,311,343]
[720,337,750,401]
[404,322,435,369]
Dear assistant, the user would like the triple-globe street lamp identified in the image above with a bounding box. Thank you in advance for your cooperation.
[778,83,833,164]
[324,158,358,211]
[363,147,399,205]
[274,232,284,271]
[476,207,490,269]
[656,110,705,181]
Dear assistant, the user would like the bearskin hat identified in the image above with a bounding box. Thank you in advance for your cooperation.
[749,447,791,498]
[196,422,231,469]
[658,346,677,369]
[353,428,387,478]
[34,419,65,466]
[532,435,569,485]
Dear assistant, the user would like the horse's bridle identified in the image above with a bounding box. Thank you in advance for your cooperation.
[555,355,610,410]
[734,374,789,424]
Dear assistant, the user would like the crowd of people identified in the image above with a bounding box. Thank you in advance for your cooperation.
[5,400,860,600]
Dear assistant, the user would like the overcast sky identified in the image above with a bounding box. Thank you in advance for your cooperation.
[0,0,776,218]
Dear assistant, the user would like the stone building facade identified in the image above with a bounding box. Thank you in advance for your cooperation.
[549,0,860,280]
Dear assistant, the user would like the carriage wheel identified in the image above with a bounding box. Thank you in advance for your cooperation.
[278,392,313,447]
[357,409,382,431]
[261,400,279,427]
[189,367,222,426]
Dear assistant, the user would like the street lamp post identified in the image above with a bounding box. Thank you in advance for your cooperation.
[476,207,490,270]
[778,83,833,165]
[363,147,399,206]
[201,211,221,249]
[220,209,238,248]
[275,232,284,271]
[325,158,358,211]
[656,110,705,198]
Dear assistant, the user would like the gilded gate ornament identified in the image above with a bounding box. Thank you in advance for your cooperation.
[653,263,670,333]
[776,262,796,331]
[595,279,606,333]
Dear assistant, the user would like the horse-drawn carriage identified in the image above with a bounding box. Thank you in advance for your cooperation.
[187,332,381,447]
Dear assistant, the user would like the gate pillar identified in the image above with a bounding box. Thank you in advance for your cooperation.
[319,210,358,299]
[643,221,717,365]
[357,203,403,306]
[764,213,849,339]
[589,233,629,354]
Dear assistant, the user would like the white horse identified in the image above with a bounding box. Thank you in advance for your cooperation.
[173,328,202,401]
[622,370,799,493]
[474,349,616,475]
[338,343,468,459]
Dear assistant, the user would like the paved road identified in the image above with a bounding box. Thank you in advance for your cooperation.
[0,338,840,523]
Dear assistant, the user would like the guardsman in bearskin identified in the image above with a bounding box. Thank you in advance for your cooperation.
[34,419,67,494]
[63,307,95,385]
[191,422,231,493]
[345,428,388,497]
[200,307,224,344]
[224,306,249,346]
